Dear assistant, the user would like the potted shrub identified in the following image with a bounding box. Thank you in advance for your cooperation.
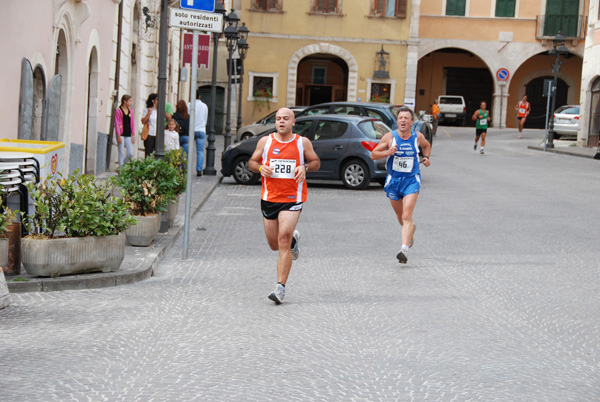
[0,208,16,305]
[162,148,187,229]
[115,155,179,246]
[21,171,136,278]
[0,208,17,269]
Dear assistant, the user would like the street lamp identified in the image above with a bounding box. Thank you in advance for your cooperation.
[546,31,569,149]
[223,9,240,150]
[204,0,227,176]
[236,23,250,131]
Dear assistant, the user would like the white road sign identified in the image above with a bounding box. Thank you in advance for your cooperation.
[169,8,223,32]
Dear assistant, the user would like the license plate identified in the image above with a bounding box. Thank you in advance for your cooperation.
[446,113,456,118]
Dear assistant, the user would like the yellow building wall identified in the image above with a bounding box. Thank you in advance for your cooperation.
[240,0,411,124]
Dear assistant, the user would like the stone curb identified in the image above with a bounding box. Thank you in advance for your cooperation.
[6,175,222,293]
[528,145,599,159]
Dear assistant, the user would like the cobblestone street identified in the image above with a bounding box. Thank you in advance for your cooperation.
[1,127,599,401]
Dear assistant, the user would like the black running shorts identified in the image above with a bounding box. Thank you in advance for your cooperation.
[261,200,303,220]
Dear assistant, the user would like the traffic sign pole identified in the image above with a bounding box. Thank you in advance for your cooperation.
[183,30,200,260]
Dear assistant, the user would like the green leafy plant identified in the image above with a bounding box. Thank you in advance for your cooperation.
[164,148,187,196]
[115,155,179,216]
[0,208,17,238]
[24,170,136,239]
[369,93,390,103]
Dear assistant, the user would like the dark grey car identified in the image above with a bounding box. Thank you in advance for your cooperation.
[295,101,433,145]
[221,114,392,190]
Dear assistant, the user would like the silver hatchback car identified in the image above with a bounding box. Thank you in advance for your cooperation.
[235,106,306,142]
[552,105,579,139]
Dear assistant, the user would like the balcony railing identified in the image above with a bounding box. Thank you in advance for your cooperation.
[536,14,587,40]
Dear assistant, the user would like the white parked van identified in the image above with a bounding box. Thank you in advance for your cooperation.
[436,95,467,126]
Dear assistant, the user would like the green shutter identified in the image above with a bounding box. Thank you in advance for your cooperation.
[495,0,516,18]
[446,0,466,16]
[544,0,580,37]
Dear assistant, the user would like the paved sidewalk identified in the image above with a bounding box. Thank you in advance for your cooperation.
[6,135,226,293]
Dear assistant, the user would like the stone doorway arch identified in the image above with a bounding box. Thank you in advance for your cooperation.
[286,43,358,106]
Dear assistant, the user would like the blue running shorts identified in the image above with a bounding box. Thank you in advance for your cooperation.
[384,174,421,201]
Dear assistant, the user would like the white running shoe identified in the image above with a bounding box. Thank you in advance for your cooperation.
[480,148,484,154]
[396,249,408,264]
[268,283,285,304]
[291,230,300,260]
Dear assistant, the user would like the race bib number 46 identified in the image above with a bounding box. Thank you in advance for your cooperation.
[392,156,414,173]
[270,159,296,178]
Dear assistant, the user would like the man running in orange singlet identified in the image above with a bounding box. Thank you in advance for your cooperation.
[515,95,531,138]
[249,108,320,304]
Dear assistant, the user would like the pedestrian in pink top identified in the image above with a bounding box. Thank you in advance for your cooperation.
[115,94,136,166]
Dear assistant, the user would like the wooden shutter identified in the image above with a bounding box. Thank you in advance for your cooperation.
[495,0,516,17]
[19,58,34,140]
[446,0,466,16]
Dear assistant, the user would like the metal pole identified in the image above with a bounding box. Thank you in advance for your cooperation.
[155,0,169,159]
[547,67,558,149]
[204,31,219,176]
[183,31,199,260]
[499,83,504,129]
[237,57,244,131]
[224,46,234,150]
[543,80,552,152]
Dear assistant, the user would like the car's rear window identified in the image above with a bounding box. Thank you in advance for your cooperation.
[358,120,390,140]
[556,106,579,115]
[439,97,463,105]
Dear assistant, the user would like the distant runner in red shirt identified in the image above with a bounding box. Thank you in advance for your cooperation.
[515,95,531,138]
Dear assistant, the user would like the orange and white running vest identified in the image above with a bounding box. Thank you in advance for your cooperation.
[261,133,307,203]
[517,101,529,118]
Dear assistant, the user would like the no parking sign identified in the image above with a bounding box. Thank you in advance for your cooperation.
[496,68,509,81]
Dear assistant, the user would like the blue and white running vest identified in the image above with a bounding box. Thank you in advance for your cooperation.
[385,130,420,178]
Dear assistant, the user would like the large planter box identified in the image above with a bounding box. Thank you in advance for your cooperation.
[21,234,126,278]
[125,213,161,247]
[0,238,8,269]
[0,268,9,308]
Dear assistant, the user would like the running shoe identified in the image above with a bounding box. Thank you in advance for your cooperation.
[518,134,523,139]
[396,249,408,264]
[291,230,300,260]
[268,283,285,304]
[480,149,484,154]
[473,144,477,151]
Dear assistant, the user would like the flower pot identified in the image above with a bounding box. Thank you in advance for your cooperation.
[125,213,161,247]
[160,196,180,232]
[0,238,8,269]
[21,234,126,278]
[0,268,9,308]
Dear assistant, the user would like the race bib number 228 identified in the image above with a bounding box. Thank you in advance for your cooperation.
[270,159,296,178]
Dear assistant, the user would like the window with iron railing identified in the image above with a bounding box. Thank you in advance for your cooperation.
[312,0,340,14]
[371,0,407,18]
[536,14,586,38]
[252,0,281,11]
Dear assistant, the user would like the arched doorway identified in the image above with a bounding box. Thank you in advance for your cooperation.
[130,2,141,118]
[587,77,600,147]
[53,29,68,142]
[85,48,99,174]
[296,54,348,106]
[416,48,494,126]
[199,85,225,135]
[525,76,568,129]
[32,66,46,141]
